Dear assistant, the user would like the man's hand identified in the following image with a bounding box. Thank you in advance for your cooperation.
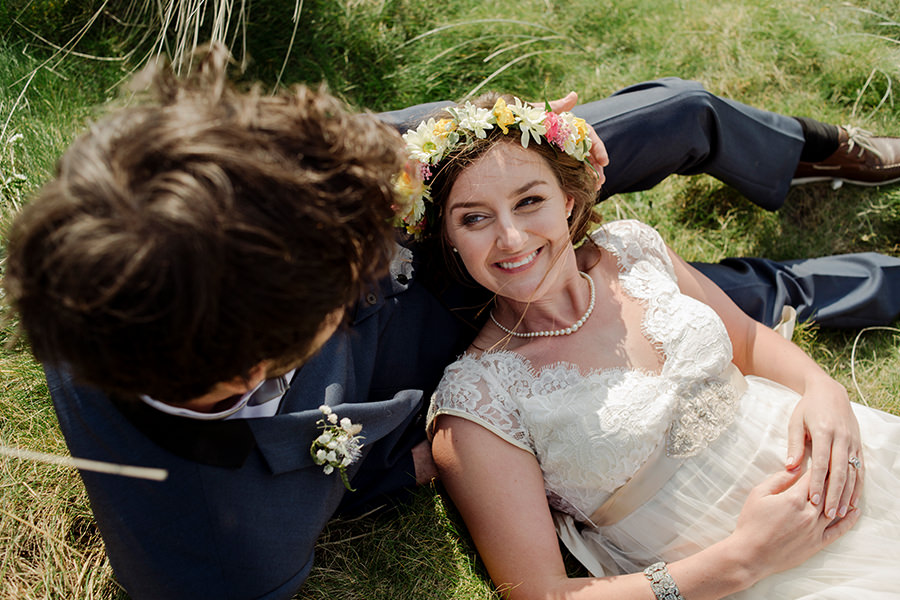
[412,440,438,485]
[545,91,609,190]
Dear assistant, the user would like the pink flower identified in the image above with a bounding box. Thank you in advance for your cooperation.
[544,112,561,146]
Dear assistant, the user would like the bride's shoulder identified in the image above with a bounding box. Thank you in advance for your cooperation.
[448,343,529,372]
[437,343,532,392]
[589,219,661,242]
[588,219,668,259]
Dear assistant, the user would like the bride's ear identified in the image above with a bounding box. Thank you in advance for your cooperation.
[565,195,575,218]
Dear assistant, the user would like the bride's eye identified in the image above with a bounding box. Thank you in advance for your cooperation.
[460,213,487,226]
[517,195,545,210]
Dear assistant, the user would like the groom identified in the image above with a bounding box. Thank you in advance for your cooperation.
[4,56,900,598]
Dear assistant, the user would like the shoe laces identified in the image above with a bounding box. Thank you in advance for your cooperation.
[842,125,884,160]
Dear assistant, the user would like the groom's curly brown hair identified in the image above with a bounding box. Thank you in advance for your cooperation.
[3,44,403,404]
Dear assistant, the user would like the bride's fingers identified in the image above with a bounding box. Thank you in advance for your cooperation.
[831,450,860,520]
[822,436,852,519]
[785,408,807,471]
[821,503,860,545]
[848,450,864,511]
[806,431,833,507]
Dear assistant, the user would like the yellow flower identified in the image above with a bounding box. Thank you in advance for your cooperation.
[573,117,590,143]
[394,170,415,198]
[432,118,457,140]
[492,98,516,134]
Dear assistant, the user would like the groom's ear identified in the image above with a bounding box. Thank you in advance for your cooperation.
[213,362,270,396]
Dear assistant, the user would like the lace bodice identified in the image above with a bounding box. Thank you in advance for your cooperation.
[427,220,741,520]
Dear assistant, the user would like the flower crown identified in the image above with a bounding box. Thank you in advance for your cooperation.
[392,96,593,239]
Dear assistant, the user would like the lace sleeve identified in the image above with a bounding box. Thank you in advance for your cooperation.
[591,220,678,283]
[426,353,535,455]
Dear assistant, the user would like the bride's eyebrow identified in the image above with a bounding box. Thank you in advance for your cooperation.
[513,179,548,195]
[448,199,484,212]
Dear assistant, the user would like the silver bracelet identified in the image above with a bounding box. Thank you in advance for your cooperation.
[643,561,686,600]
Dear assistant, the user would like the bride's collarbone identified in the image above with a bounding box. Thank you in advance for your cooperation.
[492,320,665,376]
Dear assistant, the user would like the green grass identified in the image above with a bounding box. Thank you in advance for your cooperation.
[1,0,899,598]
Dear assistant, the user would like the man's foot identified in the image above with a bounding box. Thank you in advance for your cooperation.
[792,125,900,188]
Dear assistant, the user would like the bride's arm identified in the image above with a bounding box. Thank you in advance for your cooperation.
[665,247,863,522]
[431,414,856,600]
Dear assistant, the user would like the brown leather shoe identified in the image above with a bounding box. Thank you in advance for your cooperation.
[792,126,900,187]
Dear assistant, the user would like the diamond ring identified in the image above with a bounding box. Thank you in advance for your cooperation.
[848,456,861,470]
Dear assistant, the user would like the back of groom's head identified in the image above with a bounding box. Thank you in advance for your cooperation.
[4,44,403,405]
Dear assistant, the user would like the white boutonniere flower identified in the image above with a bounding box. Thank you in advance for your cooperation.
[310,405,364,491]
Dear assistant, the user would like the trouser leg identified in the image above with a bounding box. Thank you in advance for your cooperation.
[693,253,900,328]
[378,101,453,131]
[571,78,805,211]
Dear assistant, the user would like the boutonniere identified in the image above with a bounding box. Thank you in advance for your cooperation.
[310,405,364,491]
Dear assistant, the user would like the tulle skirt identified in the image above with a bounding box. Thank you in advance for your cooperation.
[573,376,900,599]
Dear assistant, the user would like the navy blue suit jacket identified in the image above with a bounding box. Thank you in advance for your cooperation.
[49,269,467,599]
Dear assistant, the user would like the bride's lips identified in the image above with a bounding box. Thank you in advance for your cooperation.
[494,247,541,272]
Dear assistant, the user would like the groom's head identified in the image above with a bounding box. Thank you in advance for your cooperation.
[3,46,404,405]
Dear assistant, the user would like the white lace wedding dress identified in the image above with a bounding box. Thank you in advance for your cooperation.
[428,220,900,599]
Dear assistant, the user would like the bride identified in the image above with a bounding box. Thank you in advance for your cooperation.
[393,94,900,599]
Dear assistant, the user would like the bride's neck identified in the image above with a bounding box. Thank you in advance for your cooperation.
[494,267,590,331]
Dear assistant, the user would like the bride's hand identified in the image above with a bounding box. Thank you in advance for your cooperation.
[730,468,859,581]
[785,377,863,521]
[541,92,608,190]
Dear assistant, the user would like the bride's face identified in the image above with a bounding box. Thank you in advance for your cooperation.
[444,142,575,302]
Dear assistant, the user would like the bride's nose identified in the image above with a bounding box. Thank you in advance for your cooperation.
[495,217,525,251]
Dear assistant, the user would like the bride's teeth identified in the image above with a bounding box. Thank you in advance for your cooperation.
[499,249,538,269]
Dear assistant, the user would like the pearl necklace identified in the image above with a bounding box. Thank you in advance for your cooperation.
[490,271,595,338]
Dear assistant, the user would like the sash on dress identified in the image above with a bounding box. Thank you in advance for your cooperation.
[553,362,750,577]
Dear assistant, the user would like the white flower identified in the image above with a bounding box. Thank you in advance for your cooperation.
[508,98,547,148]
[403,118,449,164]
[447,103,494,139]
[408,193,427,227]
[556,113,591,161]
[309,407,365,491]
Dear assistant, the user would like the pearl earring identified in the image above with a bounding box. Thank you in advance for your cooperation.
[452,247,459,253]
